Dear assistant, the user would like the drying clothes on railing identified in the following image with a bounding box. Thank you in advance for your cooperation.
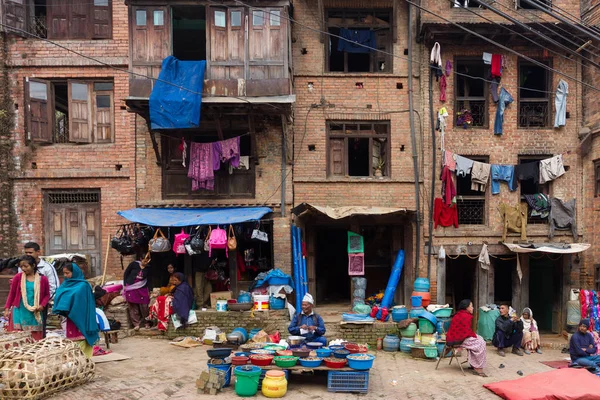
[491,164,516,194]
[549,197,577,240]
[539,155,566,184]
[443,150,456,171]
[491,54,502,78]
[455,155,474,178]
[498,203,528,242]
[434,197,458,229]
[337,29,376,53]
[471,161,491,192]
[430,42,443,80]
[213,136,240,169]
[512,161,540,188]
[188,142,214,191]
[554,80,568,128]
[441,166,456,206]
[494,87,514,135]
[523,193,550,219]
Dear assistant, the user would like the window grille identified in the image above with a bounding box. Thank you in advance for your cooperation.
[47,191,100,204]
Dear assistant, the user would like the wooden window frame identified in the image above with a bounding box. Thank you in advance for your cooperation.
[594,159,600,197]
[455,155,488,225]
[45,0,113,40]
[326,121,391,178]
[518,58,552,129]
[454,57,489,129]
[518,155,551,225]
[24,78,114,145]
[324,8,393,74]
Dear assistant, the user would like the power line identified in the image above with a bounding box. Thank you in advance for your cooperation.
[525,0,600,36]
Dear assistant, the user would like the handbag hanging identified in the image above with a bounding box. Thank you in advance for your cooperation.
[189,226,204,252]
[149,228,171,253]
[251,222,268,242]
[204,227,212,252]
[111,226,135,255]
[173,228,190,255]
[227,225,237,251]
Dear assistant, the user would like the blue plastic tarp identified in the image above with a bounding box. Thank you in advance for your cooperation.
[149,56,206,130]
[117,207,272,227]
[249,269,294,291]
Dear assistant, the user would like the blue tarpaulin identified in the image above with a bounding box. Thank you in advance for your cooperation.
[149,56,206,129]
[117,207,272,227]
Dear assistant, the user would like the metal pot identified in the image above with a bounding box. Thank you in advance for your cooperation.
[226,333,241,344]
[288,336,306,346]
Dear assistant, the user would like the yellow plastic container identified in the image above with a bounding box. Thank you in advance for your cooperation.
[261,370,287,398]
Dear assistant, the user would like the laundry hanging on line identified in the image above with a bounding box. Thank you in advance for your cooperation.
[187,136,243,191]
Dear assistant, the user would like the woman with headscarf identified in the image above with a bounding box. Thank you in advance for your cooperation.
[521,307,542,354]
[123,253,151,330]
[53,263,99,358]
[3,255,50,341]
[446,299,488,377]
[171,272,194,329]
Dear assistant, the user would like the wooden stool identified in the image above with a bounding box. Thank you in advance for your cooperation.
[435,343,466,375]
[103,331,118,349]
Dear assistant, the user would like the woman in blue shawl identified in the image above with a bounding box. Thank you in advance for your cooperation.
[171,272,194,328]
[53,263,99,358]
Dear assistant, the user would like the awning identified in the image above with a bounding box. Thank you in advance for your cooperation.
[117,207,272,227]
[291,203,408,220]
[503,243,591,254]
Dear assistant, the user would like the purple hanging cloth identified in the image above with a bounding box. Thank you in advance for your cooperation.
[188,142,214,190]
[213,137,240,169]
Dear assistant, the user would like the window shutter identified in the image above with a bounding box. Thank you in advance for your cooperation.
[70,1,90,39]
[1,0,28,36]
[329,139,345,176]
[25,78,53,144]
[93,90,113,142]
[68,81,93,143]
[46,0,69,39]
[91,0,112,39]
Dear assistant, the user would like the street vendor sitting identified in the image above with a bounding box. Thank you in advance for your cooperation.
[288,293,327,346]
[492,303,524,357]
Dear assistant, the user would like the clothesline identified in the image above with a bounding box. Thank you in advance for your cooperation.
[442,149,570,171]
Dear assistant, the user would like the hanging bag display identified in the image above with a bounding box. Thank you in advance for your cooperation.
[204,227,212,252]
[173,228,189,255]
[227,225,237,251]
[251,223,269,242]
[189,227,205,252]
[149,228,171,253]
[209,226,228,257]
[111,226,135,255]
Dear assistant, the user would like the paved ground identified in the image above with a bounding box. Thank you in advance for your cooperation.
[51,337,570,400]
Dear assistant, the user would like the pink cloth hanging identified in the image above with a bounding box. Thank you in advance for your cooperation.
[213,137,240,168]
[440,75,447,102]
[188,142,214,191]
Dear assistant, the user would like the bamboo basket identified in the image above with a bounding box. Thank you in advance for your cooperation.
[0,332,35,352]
[0,337,95,399]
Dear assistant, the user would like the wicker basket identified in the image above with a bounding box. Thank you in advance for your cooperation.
[0,337,95,399]
[0,332,35,351]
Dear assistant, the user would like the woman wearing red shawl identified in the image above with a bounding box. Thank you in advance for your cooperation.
[446,299,488,377]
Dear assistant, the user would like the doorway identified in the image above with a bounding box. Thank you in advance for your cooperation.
[172,6,206,61]
[315,227,350,304]
[494,259,514,305]
[445,256,476,309]
[529,256,562,333]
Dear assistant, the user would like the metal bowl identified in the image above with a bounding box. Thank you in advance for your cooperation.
[288,336,306,346]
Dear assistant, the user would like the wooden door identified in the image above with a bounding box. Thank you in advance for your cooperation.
[1,0,28,35]
[248,7,287,80]
[45,195,101,276]
[207,6,246,80]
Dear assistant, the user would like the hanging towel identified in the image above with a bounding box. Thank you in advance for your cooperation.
[188,142,215,191]
[539,155,565,184]
[491,54,502,77]
[337,29,376,53]
[440,75,447,102]
[434,198,458,228]
[554,79,568,128]
[482,52,492,65]
[430,42,443,80]
[478,244,490,270]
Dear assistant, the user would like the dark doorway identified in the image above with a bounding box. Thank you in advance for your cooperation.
[315,228,350,304]
[445,256,476,309]
[494,259,514,305]
[529,256,562,333]
[172,6,207,61]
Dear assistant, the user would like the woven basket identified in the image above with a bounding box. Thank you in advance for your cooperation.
[0,337,95,399]
[0,332,35,351]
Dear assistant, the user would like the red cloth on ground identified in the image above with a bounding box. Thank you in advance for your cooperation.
[434,198,458,229]
[445,309,476,345]
[440,166,456,206]
[484,368,600,400]
[491,54,502,77]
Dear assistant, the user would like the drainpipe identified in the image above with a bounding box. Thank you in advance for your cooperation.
[281,115,287,218]
[427,52,436,281]
[407,3,421,280]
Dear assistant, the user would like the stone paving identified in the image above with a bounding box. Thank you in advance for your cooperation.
[51,337,572,400]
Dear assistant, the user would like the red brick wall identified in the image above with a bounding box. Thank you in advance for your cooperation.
[6,1,135,277]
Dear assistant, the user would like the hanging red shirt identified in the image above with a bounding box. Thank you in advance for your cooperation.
[434,198,458,229]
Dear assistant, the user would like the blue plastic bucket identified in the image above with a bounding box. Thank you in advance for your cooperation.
[414,278,430,292]
[269,296,286,310]
[391,306,408,322]
[238,293,252,303]
[207,362,232,387]
[409,306,425,318]
[411,296,423,308]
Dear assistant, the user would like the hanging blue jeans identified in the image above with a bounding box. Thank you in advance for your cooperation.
[491,164,515,194]
[554,79,568,128]
[494,87,514,135]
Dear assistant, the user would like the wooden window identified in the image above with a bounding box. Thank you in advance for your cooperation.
[214,10,226,27]
[231,10,242,27]
[455,58,489,128]
[0,0,28,36]
[252,10,264,26]
[594,160,600,197]
[518,155,551,225]
[326,121,390,178]
[135,9,147,26]
[45,0,112,39]
[162,127,255,199]
[456,155,488,225]
[518,59,552,128]
[24,79,114,144]
[153,10,164,26]
[270,10,281,26]
[326,9,393,73]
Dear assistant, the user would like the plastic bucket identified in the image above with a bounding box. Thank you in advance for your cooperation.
[238,293,252,303]
[216,300,228,312]
[400,337,414,353]
[253,295,270,311]
[411,296,423,308]
[232,327,249,344]
[207,362,232,387]
[412,291,431,307]
[234,365,262,397]
[269,296,286,310]
[382,335,400,352]
[391,306,408,322]
[413,277,430,292]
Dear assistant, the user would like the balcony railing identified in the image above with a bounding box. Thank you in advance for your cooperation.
[457,197,485,225]
[519,100,550,128]
[30,16,47,38]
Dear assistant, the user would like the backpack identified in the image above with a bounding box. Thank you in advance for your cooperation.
[209,227,228,257]
[173,229,189,255]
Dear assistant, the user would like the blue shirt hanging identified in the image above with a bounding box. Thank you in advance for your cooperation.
[337,29,376,53]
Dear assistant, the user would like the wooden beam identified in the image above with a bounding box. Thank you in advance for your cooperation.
[142,115,162,166]
[318,0,325,43]
[436,255,446,305]
[393,0,398,43]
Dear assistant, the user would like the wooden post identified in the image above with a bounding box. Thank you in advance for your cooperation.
[229,250,238,297]
[100,233,111,286]
[436,253,446,305]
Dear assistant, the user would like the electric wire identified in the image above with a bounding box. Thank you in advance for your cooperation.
[524,0,600,36]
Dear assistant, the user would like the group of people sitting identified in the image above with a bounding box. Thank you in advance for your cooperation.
[445,300,542,377]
